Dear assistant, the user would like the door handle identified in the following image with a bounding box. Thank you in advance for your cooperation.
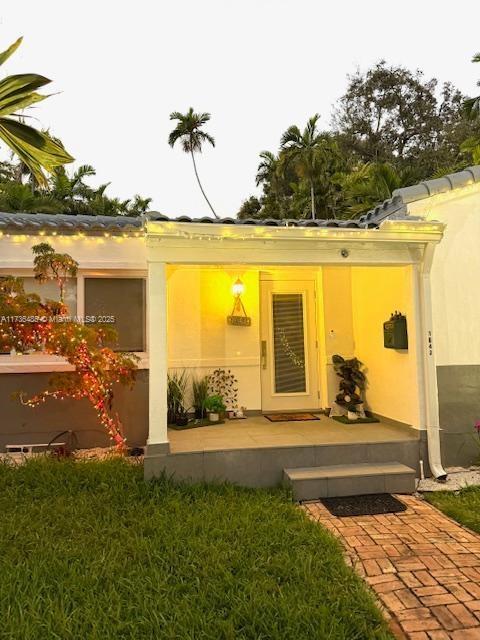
[261,340,267,369]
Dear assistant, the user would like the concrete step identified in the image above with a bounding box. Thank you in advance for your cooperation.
[284,462,416,501]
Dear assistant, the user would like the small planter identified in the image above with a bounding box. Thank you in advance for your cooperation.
[208,412,220,423]
[347,410,358,421]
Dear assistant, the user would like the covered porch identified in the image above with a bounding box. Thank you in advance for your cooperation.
[168,414,419,454]
[144,217,444,488]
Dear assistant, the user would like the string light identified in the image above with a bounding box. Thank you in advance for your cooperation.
[1,264,137,451]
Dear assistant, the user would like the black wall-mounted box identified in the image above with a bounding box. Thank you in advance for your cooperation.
[383,313,408,350]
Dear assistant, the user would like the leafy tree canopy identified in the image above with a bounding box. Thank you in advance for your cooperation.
[0,161,152,216]
[239,60,480,220]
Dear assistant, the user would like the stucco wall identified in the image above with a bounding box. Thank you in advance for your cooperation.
[408,184,480,367]
[350,266,420,427]
[0,370,148,452]
[167,266,261,410]
[320,267,355,407]
[0,234,147,270]
[408,184,480,465]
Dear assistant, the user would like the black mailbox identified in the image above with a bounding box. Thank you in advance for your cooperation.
[383,312,408,350]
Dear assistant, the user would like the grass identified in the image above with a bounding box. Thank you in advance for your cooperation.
[425,486,480,534]
[0,458,391,640]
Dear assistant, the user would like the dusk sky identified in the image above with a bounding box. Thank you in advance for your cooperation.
[1,1,479,217]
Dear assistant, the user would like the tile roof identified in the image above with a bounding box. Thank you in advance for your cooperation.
[0,212,142,234]
[359,165,480,225]
[0,165,478,235]
[0,211,379,233]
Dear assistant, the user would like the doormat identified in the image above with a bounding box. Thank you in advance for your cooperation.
[321,493,407,517]
[331,415,379,424]
[264,413,320,422]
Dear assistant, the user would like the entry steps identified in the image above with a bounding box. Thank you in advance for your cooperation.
[284,461,416,501]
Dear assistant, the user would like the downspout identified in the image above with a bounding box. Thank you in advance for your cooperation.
[417,242,447,480]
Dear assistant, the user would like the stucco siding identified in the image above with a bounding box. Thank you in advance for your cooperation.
[437,364,480,467]
[351,266,420,427]
[0,370,148,452]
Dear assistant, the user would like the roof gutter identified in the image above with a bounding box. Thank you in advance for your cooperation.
[418,242,447,481]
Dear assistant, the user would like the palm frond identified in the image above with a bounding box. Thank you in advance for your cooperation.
[0,37,22,67]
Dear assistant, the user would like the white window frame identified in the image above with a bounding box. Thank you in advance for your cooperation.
[0,268,149,373]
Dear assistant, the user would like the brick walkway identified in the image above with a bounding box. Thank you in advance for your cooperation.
[303,495,480,639]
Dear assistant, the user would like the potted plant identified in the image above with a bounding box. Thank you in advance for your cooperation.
[167,370,189,426]
[192,375,209,420]
[207,369,238,413]
[332,355,366,421]
[205,395,226,423]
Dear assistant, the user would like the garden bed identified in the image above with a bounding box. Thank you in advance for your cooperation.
[168,418,226,430]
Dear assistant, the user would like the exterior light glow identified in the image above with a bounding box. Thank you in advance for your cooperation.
[232,278,244,297]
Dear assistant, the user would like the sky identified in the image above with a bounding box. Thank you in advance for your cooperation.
[0,1,479,218]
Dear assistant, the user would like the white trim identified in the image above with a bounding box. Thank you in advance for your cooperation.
[0,261,147,270]
[146,221,444,267]
[147,219,445,244]
[147,261,168,446]
[168,357,260,368]
[0,353,149,374]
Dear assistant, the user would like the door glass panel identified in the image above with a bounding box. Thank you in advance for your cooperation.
[272,293,306,393]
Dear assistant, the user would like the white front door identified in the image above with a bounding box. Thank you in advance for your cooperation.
[260,278,320,412]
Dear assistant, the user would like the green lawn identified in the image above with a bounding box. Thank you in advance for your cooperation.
[425,486,480,534]
[0,458,391,640]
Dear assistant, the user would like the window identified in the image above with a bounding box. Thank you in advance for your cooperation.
[272,293,306,393]
[0,277,78,356]
[23,277,77,315]
[84,278,146,352]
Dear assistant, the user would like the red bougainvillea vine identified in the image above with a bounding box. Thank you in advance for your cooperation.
[0,244,138,451]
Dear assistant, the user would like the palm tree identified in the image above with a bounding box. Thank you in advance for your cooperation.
[465,53,480,119]
[168,108,218,218]
[336,162,407,219]
[256,151,278,187]
[0,37,73,187]
[280,114,326,219]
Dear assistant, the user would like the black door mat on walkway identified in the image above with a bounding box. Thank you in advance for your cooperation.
[321,493,407,517]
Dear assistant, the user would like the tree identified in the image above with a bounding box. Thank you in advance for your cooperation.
[168,108,218,218]
[334,162,410,218]
[280,114,326,219]
[237,195,262,219]
[0,161,152,216]
[0,37,73,186]
[32,243,78,303]
[332,61,480,181]
[0,181,63,214]
[0,245,137,450]
[465,53,480,119]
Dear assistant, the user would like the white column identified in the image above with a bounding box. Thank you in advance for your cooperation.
[147,260,169,453]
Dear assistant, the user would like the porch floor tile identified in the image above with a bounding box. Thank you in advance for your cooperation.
[303,496,480,639]
[168,414,418,453]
